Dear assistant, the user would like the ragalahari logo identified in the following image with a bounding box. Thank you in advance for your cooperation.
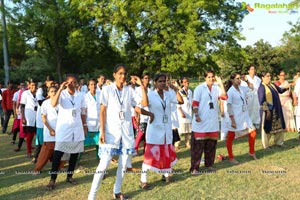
[240,2,254,15]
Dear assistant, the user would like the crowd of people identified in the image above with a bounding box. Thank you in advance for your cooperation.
[1,64,299,200]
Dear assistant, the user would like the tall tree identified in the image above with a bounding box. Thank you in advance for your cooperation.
[281,19,300,75]
[75,0,244,76]
[12,0,120,81]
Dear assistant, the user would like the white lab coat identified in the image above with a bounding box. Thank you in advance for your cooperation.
[55,89,86,142]
[85,91,101,132]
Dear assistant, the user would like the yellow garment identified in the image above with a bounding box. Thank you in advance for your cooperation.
[262,82,273,105]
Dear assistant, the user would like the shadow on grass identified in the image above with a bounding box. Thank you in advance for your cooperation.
[173,132,300,172]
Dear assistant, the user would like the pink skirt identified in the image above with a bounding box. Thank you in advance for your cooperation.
[143,144,177,173]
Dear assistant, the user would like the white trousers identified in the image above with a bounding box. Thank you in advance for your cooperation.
[140,163,169,183]
[88,154,130,200]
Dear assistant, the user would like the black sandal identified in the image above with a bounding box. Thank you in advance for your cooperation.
[113,193,131,200]
[66,177,77,185]
[46,180,55,190]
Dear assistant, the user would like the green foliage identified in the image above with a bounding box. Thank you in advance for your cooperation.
[281,19,300,76]
[11,0,121,82]
[10,55,52,83]
[75,0,244,76]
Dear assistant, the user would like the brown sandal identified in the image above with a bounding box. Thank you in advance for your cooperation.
[46,180,55,190]
[113,193,131,200]
[66,177,77,185]
[139,182,152,190]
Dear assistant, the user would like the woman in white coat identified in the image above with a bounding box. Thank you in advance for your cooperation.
[88,64,149,200]
[46,74,87,190]
[176,77,193,147]
[20,81,38,158]
[139,73,183,189]
[83,79,101,159]
[226,72,257,164]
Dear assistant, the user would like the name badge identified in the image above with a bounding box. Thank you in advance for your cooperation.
[72,109,76,117]
[242,105,247,112]
[163,115,168,123]
[119,111,125,120]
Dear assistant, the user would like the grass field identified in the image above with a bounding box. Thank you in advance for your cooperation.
[1,123,300,200]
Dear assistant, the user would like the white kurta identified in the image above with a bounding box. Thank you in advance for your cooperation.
[12,90,21,119]
[169,89,179,129]
[36,87,45,128]
[192,83,222,133]
[245,75,261,125]
[55,89,86,142]
[227,86,255,132]
[178,88,193,123]
[20,90,38,126]
[146,90,178,144]
[41,99,58,142]
[100,83,141,149]
[136,86,149,123]
[84,91,101,132]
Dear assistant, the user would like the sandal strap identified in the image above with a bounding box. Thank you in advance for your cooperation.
[113,193,131,200]
[139,182,152,190]
[46,180,55,190]
[66,177,77,185]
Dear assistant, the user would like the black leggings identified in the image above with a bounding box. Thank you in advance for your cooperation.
[50,150,79,181]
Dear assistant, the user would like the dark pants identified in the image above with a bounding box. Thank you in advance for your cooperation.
[17,138,24,149]
[3,109,13,133]
[12,130,19,141]
[190,133,217,171]
[50,150,79,181]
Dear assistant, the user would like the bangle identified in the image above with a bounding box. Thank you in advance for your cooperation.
[195,114,199,117]
[83,124,87,126]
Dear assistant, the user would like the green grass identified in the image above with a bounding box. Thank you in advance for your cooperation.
[1,124,300,199]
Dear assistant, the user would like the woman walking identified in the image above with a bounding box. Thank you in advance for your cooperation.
[139,73,183,189]
[274,70,295,132]
[46,74,87,190]
[190,70,227,174]
[258,72,288,149]
[88,64,149,200]
[226,72,257,164]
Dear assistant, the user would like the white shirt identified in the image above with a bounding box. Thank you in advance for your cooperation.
[100,83,141,149]
[146,90,178,144]
[20,90,38,126]
[41,99,58,142]
[246,75,261,90]
[178,88,193,123]
[36,88,45,128]
[80,85,88,93]
[13,90,21,119]
[169,89,179,129]
[84,91,101,132]
[192,83,222,132]
[245,75,261,125]
[227,85,254,131]
[96,84,106,93]
[136,86,150,123]
[55,89,86,142]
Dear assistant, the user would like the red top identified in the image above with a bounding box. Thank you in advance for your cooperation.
[1,89,17,110]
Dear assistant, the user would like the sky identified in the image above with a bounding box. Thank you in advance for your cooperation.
[238,0,300,47]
